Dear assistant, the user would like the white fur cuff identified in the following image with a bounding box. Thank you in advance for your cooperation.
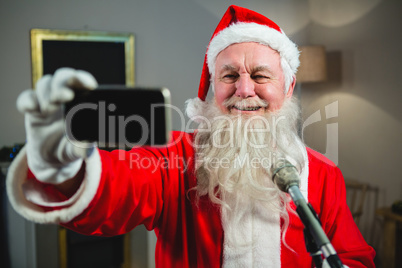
[6,146,102,224]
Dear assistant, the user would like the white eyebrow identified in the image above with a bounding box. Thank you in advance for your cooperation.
[218,64,273,73]
[252,65,273,73]
[219,64,237,72]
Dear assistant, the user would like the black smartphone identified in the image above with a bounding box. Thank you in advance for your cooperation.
[63,86,171,149]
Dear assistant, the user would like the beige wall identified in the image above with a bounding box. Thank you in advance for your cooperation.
[297,2,402,254]
[1,0,401,266]
[300,1,402,241]
[0,0,311,147]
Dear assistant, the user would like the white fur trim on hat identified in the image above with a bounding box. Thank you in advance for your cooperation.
[207,22,300,76]
[185,97,208,123]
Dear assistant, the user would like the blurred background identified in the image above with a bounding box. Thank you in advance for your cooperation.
[1,0,401,267]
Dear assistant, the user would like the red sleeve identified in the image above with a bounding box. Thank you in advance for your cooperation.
[307,149,376,267]
[60,131,194,237]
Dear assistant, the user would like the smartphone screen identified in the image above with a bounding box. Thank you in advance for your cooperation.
[64,87,171,149]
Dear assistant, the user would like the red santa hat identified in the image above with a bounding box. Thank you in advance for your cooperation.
[198,5,300,101]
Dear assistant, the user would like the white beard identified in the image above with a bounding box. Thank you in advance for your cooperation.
[186,96,308,266]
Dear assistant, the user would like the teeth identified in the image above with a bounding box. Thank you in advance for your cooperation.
[234,106,260,111]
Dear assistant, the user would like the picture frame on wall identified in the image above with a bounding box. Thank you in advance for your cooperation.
[30,28,134,268]
[30,28,135,88]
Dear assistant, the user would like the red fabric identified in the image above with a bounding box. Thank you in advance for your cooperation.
[198,5,283,101]
[26,170,72,211]
[54,131,374,267]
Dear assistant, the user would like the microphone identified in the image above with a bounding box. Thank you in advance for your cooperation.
[271,159,344,268]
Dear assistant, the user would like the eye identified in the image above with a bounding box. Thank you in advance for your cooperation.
[220,73,239,83]
[251,74,270,84]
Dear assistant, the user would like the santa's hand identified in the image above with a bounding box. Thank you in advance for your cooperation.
[17,68,98,184]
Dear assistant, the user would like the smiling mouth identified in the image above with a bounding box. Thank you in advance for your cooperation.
[233,106,262,111]
[223,97,268,113]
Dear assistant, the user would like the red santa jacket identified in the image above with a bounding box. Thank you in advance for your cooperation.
[7,131,375,267]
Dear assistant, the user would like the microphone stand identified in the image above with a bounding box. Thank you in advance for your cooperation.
[272,162,344,268]
[303,204,324,268]
[288,185,343,267]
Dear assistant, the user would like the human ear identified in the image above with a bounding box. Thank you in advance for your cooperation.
[286,75,296,98]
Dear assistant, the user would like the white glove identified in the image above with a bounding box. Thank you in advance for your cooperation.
[17,68,98,184]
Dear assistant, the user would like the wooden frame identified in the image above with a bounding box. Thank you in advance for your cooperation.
[58,227,131,268]
[30,28,134,268]
[30,28,135,87]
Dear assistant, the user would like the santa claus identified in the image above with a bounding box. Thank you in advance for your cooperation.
[7,5,374,268]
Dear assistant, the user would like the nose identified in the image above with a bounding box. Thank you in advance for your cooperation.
[235,75,256,98]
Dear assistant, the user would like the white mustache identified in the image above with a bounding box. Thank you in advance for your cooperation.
[223,96,268,110]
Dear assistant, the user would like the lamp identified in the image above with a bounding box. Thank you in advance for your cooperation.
[297,45,327,83]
